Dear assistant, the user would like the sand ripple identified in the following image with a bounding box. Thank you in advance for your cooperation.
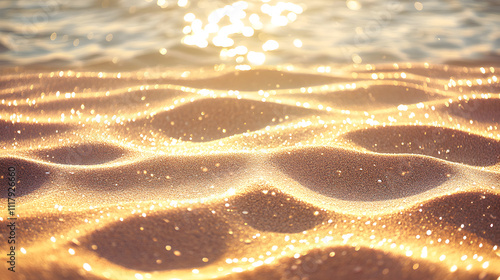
[0,63,499,279]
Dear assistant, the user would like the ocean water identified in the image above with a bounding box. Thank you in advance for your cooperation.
[0,0,499,70]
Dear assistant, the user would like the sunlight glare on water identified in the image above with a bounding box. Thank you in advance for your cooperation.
[180,1,303,66]
[0,0,499,69]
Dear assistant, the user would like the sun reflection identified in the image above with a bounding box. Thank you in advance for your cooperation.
[178,0,304,65]
[247,51,266,65]
[346,0,361,11]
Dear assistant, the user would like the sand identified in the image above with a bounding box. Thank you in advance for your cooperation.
[0,63,499,280]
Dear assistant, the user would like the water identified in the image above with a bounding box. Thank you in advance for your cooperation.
[0,0,499,70]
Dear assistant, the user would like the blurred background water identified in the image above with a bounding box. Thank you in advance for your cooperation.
[0,0,499,70]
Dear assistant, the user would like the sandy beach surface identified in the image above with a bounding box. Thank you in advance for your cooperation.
[1,63,499,279]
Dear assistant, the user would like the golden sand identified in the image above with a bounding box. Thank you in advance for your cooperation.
[0,63,499,279]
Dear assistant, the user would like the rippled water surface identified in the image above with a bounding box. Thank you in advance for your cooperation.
[1,0,500,70]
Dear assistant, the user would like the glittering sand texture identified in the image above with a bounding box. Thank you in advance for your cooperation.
[0,63,500,280]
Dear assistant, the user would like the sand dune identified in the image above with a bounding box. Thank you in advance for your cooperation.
[0,63,499,279]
